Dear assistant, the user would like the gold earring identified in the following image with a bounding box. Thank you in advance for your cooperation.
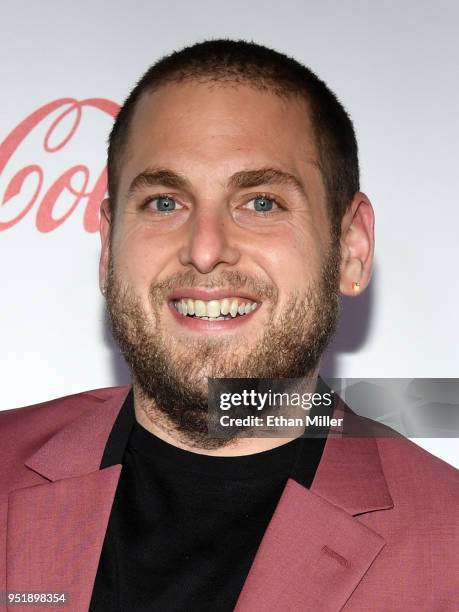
[352,281,360,292]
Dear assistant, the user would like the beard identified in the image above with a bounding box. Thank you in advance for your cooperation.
[105,246,341,449]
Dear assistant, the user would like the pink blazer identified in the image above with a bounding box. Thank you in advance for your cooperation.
[0,386,457,611]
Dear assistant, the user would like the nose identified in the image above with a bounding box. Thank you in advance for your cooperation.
[178,204,240,273]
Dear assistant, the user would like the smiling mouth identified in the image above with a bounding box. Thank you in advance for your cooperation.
[172,297,259,321]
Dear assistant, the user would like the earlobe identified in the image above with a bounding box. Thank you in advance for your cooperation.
[339,254,364,295]
[100,198,112,243]
[99,198,112,296]
[338,192,375,297]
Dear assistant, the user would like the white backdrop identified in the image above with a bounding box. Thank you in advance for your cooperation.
[1,1,458,466]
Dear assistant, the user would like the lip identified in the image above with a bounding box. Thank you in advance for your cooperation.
[167,300,260,332]
[167,288,261,302]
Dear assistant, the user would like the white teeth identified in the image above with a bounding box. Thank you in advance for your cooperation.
[220,298,230,316]
[194,300,206,317]
[206,300,221,318]
[173,296,259,319]
[230,299,239,318]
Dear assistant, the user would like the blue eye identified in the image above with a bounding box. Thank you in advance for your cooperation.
[249,196,278,212]
[152,196,176,212]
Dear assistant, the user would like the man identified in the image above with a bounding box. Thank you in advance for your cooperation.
[0,39,457,612]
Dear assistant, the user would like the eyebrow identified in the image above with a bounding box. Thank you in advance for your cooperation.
[229,168,308,198]
[126,166,310,200]
[127,169,190,198]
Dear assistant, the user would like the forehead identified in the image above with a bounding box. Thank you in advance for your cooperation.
[118,80,321,196]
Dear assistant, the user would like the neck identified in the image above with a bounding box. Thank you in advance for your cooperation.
[132,372,319,457]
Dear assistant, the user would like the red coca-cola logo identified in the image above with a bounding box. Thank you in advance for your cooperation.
[0,98,119,232]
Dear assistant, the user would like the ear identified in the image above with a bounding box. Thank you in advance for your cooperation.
[339,192,375,296]
[99,198,112,296]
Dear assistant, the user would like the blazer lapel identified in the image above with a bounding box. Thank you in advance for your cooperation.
[6,387,131,612]
[6,466,121,611]
[235,400,394,612]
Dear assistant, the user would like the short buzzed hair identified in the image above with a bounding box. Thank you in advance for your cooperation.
[107,39,359,239]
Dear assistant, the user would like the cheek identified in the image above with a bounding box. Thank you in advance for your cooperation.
[256,225,323,293]
[112,226,175,290]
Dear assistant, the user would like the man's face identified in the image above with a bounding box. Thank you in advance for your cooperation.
[101,81,341,446]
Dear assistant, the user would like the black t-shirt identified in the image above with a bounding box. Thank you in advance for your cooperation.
[90,381,333,611]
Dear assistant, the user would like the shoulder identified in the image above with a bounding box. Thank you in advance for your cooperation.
[0,385,129,431]
[343,405,459,500]
[376,434,458,515]
[341,404,459,525]
[0,386,130,472]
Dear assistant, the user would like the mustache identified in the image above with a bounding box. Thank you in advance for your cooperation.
[148,269,278,304]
